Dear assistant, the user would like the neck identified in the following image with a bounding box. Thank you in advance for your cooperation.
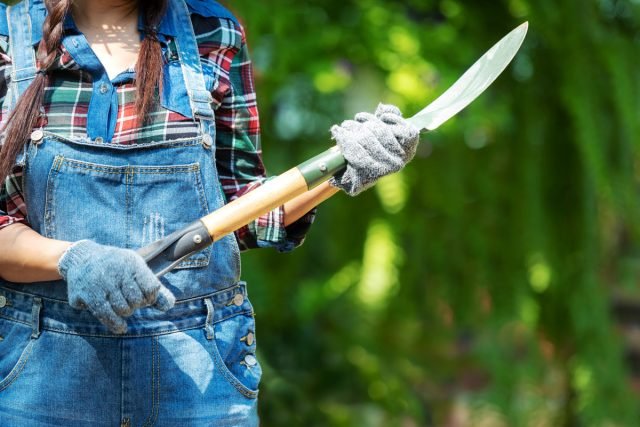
[71,0,138,30]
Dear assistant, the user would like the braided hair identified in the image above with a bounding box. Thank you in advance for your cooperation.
[136,1,167,123]
[0,0,168,183]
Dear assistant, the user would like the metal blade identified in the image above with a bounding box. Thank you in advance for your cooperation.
[406,22,528,131]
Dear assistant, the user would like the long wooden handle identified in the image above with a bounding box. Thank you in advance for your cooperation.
[138,146,347,276]
[202,168,309,242]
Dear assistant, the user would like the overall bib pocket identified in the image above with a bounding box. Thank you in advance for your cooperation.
[43,155,213,269]
[0,317,37,392]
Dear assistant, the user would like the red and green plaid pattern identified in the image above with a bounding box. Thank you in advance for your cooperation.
[0,15,314,251]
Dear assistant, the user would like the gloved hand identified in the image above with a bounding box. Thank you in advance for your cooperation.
[58,240,176,334]
[329,103,420,196]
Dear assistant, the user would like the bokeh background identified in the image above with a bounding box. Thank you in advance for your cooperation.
[227,0,640,425]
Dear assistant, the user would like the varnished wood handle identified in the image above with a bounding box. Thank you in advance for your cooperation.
[202,168,310,242]
[138,146,347,276]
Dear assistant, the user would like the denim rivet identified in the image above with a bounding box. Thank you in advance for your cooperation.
[202,134,213,148]
[232,294,244,306]
[193,234,203,244]
[0,295,7,308]
[0,335,4,341]
[95,137,104,144]
[99,83,109,94]
[244,354,257,367]
[72,39,79,47]
[30,129,44,144]
[242,332,255,346]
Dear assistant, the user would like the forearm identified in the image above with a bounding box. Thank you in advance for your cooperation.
[0,223,71,283]
[283,181,339,227]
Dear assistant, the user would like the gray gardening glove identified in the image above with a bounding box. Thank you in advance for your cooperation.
[330,103,420,196]
[58,240,176,334]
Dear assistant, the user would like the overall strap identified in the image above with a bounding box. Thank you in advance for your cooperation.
[6,0,37,112]
[169,0,217,150]
[169,0,216,125]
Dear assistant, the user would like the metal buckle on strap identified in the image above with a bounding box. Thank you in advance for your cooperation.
[189,89,213,104]
[189,89,215,120]
[193,109,215,121]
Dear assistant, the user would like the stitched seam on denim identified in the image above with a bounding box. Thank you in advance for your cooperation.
[0,282,246,305]
[43,156,64,239]
[11,67,37,82]
[40,131,205,149]
[33,324,205,338]
[174,254,208,261]
[0,339,35,392]
[176,165,212,269]
[202,138,242,280]
[142,336,159,427]
[197,120,241,279]
[154,336,160,425]
[173,283,246,304]
[193,164,211,217]
[119,339,125,424]
[212,336,258,399]
[61,160,201,174]
[0,314,30,327]
[0,287,70,304]
[0,286,251,332]
[0,310,253,338]
[7,1,36,109]
[21,144,30,223]
[125,166,133,249]
[5,6,13,111]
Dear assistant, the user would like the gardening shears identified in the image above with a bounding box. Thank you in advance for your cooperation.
[138,22,530,276]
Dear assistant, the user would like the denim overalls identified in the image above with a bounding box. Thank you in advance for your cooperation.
[0,1,261,425]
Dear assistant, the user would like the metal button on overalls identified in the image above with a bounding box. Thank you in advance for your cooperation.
[233,293,244,306]
[30,129,44,144]
[202,133,213,148]
[244,354,257,367]
[242,332,255,346]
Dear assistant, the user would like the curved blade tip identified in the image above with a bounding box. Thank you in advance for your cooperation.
[519,21,529,33]
[509,22,529,52]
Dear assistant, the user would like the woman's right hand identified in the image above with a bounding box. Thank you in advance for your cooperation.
[58,240,176,334]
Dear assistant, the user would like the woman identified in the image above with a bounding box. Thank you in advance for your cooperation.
[0,0,418,425]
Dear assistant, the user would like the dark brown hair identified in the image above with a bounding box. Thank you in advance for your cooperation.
[0,0,168,183]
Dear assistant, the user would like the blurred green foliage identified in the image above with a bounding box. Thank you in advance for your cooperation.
[226,0,640,425]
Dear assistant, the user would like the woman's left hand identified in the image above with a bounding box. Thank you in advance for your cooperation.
[329,103,420,196]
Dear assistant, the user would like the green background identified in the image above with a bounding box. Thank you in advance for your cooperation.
[226,0,640,425]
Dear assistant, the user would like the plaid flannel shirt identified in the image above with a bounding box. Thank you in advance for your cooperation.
[0,11,315,252]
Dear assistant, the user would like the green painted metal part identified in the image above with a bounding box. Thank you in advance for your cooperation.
[296,146,347,189]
